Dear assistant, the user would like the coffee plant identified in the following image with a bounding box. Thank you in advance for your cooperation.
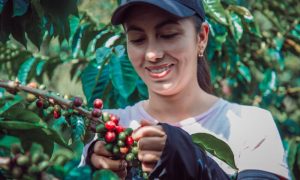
[0,0,299,179]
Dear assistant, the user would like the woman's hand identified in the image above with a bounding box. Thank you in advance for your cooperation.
[90,141,128,179]
[132,120,167,173]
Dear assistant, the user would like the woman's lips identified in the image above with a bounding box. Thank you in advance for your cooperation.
[145,64,174,79]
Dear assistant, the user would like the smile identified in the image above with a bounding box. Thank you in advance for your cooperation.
[145,64,174,79]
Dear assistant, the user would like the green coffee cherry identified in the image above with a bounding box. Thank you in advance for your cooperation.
[113,146,120,154]
[38,161,49,171]
[102,112,110,122]
[96,124,106,134]
[124,128,133,136]
[125,153,135,161]
[117,140,125,147]
[131,146,139,155]
[31,153,43,164]
[12,167,23,178]
[28,165,39,174]
[16,155,30,166]
[118,132,127,141]
[104,143,113,152]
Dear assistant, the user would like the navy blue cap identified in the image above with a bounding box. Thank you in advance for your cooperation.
[111,0,205,25]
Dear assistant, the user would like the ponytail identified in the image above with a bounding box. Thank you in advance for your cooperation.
[194,15,213,94]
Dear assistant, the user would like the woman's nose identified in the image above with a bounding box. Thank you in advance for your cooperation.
[145,42,164,62]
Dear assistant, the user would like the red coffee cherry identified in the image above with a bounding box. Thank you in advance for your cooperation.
[115,126,124,134]
[53,110,61,119]
[36,99,44,108]
[73,97,83,107]
[126,136,134,146]
[92,108,102,118]
[93,99,103,109]
[105,131,116,143]
[110,115,119,125]
[105,121,116,131]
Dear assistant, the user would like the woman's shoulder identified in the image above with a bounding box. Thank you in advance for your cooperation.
[221,99,274,123]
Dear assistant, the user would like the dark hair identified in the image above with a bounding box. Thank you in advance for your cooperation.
[193,16,213,94]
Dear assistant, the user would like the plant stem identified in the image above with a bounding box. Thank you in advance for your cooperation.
[0,80,103,125]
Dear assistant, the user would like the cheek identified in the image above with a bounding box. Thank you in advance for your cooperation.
[127,46,142,68]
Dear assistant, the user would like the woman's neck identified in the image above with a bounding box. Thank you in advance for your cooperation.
[144,85,219,124]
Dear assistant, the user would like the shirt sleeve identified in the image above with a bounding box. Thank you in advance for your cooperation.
[236,107,290,179]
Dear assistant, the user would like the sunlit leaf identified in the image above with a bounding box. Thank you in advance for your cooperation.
[192,133,238,170]
[238,62,251,83]
[17,56,35,84]
[203,0,228,25]
[229,13,243,42]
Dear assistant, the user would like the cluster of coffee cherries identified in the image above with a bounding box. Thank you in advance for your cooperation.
[25,82,85,120]
[8,144,50,179]
[91,99,138,162]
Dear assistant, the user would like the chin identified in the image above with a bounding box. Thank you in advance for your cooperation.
[150,84,179,96]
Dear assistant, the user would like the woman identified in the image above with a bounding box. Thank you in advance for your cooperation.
[81,0,290,179]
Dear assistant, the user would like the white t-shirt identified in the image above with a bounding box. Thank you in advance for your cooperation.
[80,98,290,179]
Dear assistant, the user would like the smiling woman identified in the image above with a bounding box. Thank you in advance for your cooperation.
[80,0,290,179]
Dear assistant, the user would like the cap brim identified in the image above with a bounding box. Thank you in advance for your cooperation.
[111,0,195,25]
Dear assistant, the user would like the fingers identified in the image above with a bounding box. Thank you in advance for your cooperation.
[138,150,162,163]
[140,119,156,126]
[91,154,127,171]
[132,125,165,140]
[141,162,156,173]
[138,136,166,151]
[93,141,112,157]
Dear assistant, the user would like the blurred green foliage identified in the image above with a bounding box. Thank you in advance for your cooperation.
[0,0,299,179]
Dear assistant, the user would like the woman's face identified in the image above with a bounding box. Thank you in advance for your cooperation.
[124,5,208,96]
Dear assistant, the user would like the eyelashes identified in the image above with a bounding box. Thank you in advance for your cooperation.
[130,33,179,44]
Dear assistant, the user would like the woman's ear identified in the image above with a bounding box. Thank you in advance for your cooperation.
[197,22,209,54]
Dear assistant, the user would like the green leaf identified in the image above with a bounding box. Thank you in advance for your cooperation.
[3,108,41,123]
[238,62,251,83]
[96,47,112,65]
[192,133,238,170]
[109,54,138,99]
[0,121,47,129]
[203,0,228,25]
[259,69,277,95]
[0,95,23,114]
[0,0,8,14]
[0,135,20,149]
[13,0,29,17]
[81,61,110,106]
[229,13,243,42]
[17,56,35,84]
[93,169,119,180]
[65,165,92,180]
[43,128,70,150]
[36,59,46,76]
[136,78,148,99]
[228,5,253,21]
[69,115,85,141]
[25,8,44,48]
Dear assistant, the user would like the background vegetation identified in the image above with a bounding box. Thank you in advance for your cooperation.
[0,0,299,179]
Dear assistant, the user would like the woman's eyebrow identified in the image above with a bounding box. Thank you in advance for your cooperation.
[125,19,180,33]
